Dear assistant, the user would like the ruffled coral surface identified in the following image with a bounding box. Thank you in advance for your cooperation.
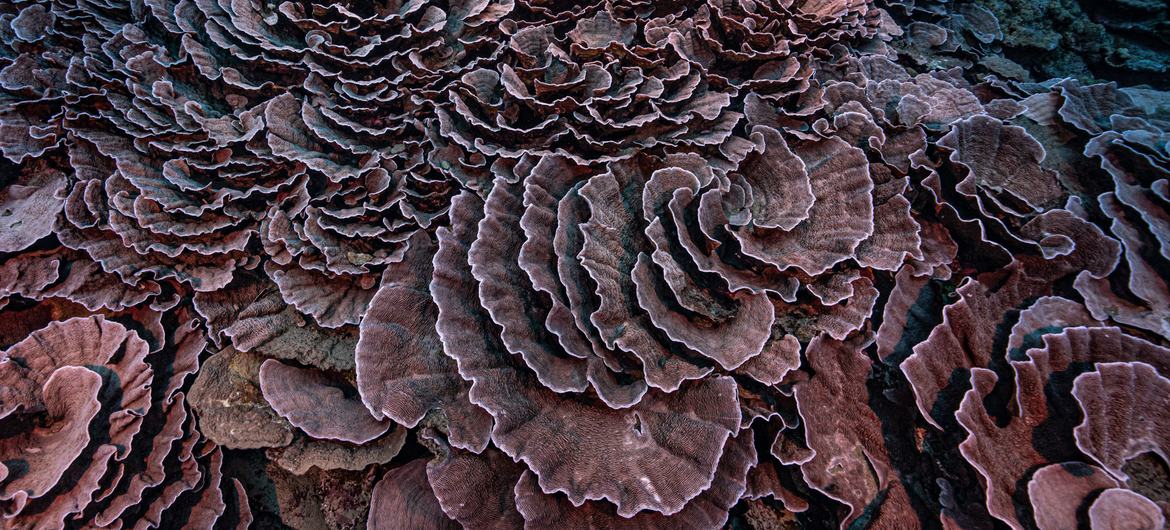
[1,0,1169,528]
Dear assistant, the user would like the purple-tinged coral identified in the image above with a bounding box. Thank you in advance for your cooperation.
[2,0,1170,527]
[0,315,249,528]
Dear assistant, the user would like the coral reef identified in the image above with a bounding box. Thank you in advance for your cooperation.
[0,0,1168,528]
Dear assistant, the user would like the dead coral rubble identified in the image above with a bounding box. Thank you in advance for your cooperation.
[1,0,1169,528]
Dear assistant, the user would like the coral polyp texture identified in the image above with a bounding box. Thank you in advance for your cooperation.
[1,0,1169,527]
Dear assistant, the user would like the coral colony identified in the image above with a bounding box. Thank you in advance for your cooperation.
[1,0,1169,528]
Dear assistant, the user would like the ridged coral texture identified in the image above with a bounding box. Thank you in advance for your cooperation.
[0,0,1168,528]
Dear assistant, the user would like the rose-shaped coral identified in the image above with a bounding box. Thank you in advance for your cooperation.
[436,4,744,165]
[354,82,940,523]
[650,0,880,94]
[2,0,1170,528]
[0,313,251,528]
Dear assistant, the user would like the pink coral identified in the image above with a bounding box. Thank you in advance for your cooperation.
[1,0,1170,528]
[0,315,249,528]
